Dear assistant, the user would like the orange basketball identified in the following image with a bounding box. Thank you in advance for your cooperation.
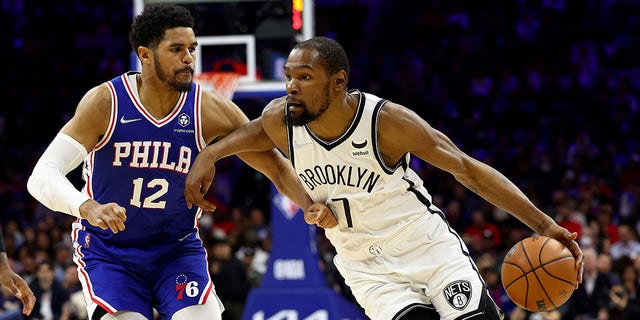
[501,235,577,312]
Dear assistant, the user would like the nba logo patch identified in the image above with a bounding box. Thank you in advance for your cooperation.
[443,280,472,310]
[83,234,91,249]
[272,193,299,219]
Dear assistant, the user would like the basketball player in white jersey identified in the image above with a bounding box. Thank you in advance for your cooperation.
[185,36,585,319]
[26,4,327,320]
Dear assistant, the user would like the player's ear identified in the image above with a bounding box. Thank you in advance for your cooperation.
[334,70,348,90]
[138,46,151,64]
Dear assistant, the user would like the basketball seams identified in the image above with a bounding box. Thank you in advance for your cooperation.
[539,256,576,285]
[501,261,527,288]
[529,237,559,310]
[503,256,575,287]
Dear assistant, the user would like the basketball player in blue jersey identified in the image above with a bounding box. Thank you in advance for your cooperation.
[26,4,327,320]
[0,223,36,316]
[185,36,586,320]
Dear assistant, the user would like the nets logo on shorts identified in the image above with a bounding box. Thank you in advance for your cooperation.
[443,280,472,310]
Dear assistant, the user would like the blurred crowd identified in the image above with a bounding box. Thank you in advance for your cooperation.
[2,1,640,320]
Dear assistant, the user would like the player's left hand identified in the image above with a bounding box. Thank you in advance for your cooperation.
[0,264,36,315]
[543,225,583,288]
[305,203,338,229]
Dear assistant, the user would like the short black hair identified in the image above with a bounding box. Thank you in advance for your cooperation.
[293,36,350,78]
[129,3,194,54]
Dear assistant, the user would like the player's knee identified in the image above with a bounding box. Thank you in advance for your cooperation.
[171,295,223,320]
[463,290,504,320]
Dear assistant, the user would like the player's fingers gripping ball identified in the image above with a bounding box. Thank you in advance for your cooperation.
[501,235,577,312]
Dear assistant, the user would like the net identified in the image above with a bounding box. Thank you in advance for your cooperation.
[194,71,241,100]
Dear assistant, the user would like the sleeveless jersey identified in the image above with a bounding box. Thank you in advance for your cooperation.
[78,71,206,246]
[287,89,441,260]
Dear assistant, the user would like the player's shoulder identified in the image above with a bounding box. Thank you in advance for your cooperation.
[87,82,112,100]
[76,83,113,113]
[265,96,287,109]
[376,98,408,119]
[263,96,287,116]
[374,97,428,133]
[259,96,287,129]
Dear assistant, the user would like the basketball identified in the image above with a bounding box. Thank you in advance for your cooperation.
[501,235,577,312]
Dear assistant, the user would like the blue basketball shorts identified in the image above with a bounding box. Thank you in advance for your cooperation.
[71,228,216,319]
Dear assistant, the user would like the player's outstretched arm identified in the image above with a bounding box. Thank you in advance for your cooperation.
[376,101,584,284]
[186,96,338,228]
[185,116,277,210]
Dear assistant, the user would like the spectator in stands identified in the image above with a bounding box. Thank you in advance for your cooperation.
[566,247,612,319]
[597,252,621,285]
[608,283,640,320]
[209,238,251,320]
[555,201,584,241]
[463,209,502,256]
[28,261,70,320]
[610,224,640,262]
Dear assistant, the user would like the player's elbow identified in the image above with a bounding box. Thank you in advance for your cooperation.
[28,158,60,195]
[27,166,49,205]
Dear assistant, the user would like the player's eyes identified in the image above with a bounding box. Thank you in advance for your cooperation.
[284,73,311,81]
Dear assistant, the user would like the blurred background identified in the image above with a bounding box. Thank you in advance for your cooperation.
[1,1,640,319]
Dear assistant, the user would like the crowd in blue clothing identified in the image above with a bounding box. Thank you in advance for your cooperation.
[1,1,640,319]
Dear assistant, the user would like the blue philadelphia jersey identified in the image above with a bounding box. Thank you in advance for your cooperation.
[79,71,206,246]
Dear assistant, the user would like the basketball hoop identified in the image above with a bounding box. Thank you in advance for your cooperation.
[194,71,241,100]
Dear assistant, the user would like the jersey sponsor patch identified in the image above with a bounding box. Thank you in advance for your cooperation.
[351,139,367,149]
[178,113,190,127]
[443,280,471,310]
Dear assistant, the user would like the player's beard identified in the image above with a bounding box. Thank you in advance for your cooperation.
[287,84,330,127]
[155,59,192,92]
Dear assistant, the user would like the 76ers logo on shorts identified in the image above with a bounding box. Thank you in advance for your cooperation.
[175,274,189,300]
[175,274,200,300]
[443,280,472,310]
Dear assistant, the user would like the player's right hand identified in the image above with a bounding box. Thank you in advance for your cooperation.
[184,149,218,212]
[305,203,338,229]
[543,225,583,287]
[79,199,126,233]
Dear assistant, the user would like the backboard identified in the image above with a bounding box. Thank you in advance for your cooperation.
[132,0,315,104]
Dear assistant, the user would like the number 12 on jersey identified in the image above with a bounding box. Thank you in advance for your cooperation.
[130,177,168,209]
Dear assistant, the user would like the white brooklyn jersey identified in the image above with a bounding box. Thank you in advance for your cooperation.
[287,90,443,260]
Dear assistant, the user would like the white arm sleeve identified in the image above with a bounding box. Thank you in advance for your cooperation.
[27,133,91,218]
